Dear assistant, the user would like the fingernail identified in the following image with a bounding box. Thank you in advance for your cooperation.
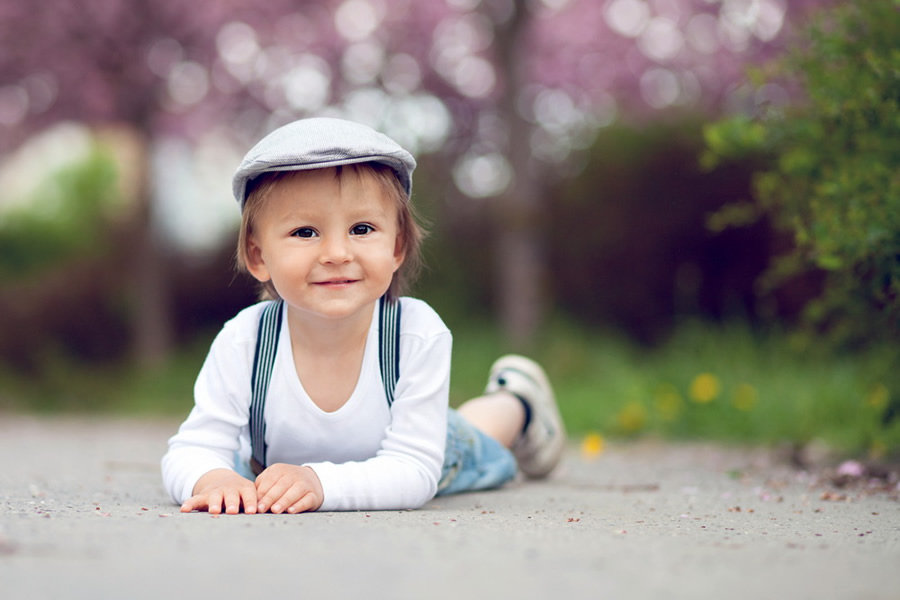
[272,504,282,512]
[257,503,266,512]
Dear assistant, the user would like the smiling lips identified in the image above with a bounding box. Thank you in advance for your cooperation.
[313,278,359,286]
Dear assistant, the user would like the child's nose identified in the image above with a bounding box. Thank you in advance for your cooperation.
[319,235,352,264]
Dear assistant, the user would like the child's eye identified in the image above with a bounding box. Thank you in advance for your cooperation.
[291,227,317,238]
[350,224,375,236]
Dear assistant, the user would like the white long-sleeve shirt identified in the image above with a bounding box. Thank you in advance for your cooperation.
[161,297,451,511]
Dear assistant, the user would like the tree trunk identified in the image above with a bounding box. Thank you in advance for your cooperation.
[492,0,545,349]
[130,133,173,367]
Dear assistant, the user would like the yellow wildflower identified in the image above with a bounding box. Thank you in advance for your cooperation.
[689,373,720,403]
[653,384,683,421]
[866,384,889,410]
[581,433,605,460]
[617,401,647,433]
[732,383,758,412]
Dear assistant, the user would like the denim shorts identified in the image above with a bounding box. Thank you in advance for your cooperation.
[436,408,518,496]
[234,408,518,496]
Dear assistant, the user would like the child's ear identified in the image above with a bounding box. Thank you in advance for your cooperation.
[245,236,272,283]
[392,235,406,272]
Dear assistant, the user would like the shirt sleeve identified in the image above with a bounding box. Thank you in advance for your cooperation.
[160,311,256,504]
[308,306,451,511]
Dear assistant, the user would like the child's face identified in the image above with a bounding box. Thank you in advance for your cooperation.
[246,168,404,322]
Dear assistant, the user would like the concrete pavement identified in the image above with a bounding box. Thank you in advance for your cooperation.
[1,415,898,599]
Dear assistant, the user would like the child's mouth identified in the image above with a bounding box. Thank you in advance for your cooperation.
[315,279,357,286]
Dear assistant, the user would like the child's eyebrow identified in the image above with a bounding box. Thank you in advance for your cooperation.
[276,209,317,222]
[344,200,393,220]
[349,208,391,221]
[275,204,392,224]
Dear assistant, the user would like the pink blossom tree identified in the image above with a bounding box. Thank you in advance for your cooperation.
[0,0,823,356]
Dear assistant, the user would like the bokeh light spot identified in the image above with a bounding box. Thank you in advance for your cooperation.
[283,57,332,112]
[342,41,386,85]
[335,0,384,41]
[453,152,513,198]
[640,68,680,108]
[0,85,29,126]
[453,55,496,98]
[685,13,719,55]
[147,38,184,78]
[604,0,651,38]
[167,62,209,107]
[638,17,684,62]
[382,53,422,95]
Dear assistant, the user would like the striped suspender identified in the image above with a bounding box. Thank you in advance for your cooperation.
[378,296,401,407]
[248,296,401,475]
[249,300,283,476]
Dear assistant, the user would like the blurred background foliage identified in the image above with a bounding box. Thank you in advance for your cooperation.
[0,148,119,281]
[0,0,897,456]
[703,0,900,350]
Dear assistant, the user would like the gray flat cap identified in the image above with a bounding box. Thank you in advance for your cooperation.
[232,117,416,208]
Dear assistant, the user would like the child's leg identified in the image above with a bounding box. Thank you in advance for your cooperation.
[436,355,565,496]
[436,355,565,497]
[469,355,566,479]
[456,392,526,449]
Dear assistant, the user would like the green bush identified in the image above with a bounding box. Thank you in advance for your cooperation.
[702,1,900,348]
[0,148,119,280]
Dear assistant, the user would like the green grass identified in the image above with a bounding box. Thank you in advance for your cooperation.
[447,317,900,457]
[2,319,898,456]
[0,335,211,417]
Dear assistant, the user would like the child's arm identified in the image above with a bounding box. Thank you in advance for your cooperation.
[181,468,258,514]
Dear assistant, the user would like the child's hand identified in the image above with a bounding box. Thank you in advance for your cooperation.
[255,464,324,514]
[181,468,258,515]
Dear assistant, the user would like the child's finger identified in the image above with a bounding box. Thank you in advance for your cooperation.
[180,495,205,513]
[256,477,291,513]
[223,489,241,515]
[268,482,306,514]
[286,491,319,514]
[254,471,276,499]
[207,490,224,514]
[240,486,258,514]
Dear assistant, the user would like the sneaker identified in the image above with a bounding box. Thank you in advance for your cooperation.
[484,355,566,478]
